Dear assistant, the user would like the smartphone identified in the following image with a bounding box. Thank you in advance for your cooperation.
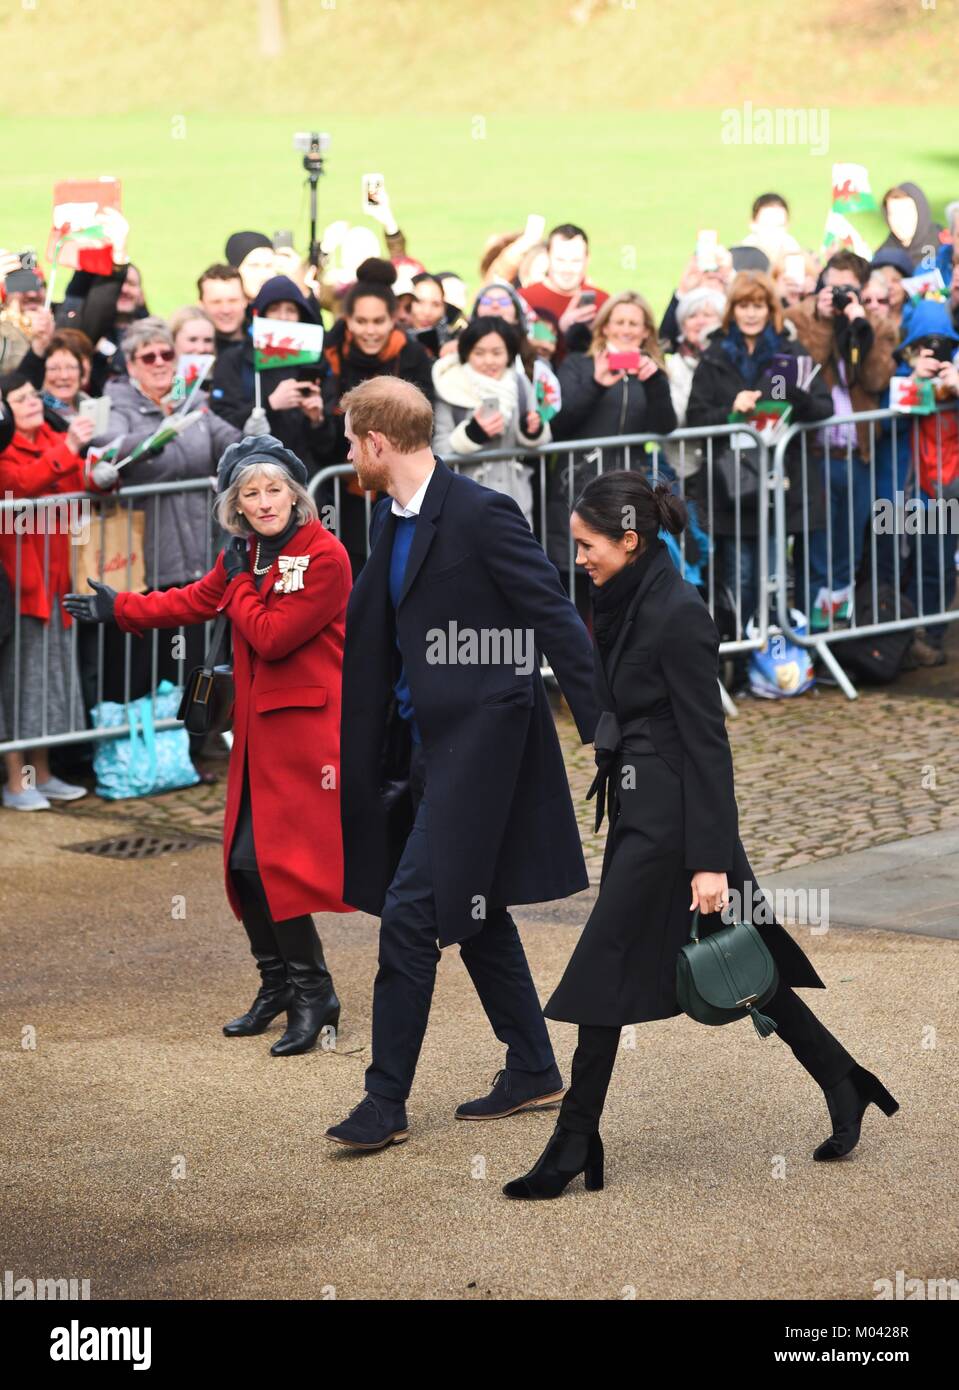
[273,230,294,250]
[696,229,719,273]
[783,252,806,284]
[922,337,958,364]
[412,326,440,358]
[478,396,500,419]
[607,349,641,373]
[78,396,111,433]
[362,173,385,214]
[524,213,546,243]
[578,290,596,307]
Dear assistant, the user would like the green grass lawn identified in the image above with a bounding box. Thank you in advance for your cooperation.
[3,108,957,320]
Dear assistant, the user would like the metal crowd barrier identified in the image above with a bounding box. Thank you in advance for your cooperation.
[771,402,959,699]
[4,404,955,755]
[0,477,219,754]
[308,422,773,664]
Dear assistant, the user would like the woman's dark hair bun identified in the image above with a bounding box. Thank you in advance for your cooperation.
[653,478,687,536]
[573,469,687,545]
[355,257,397,287]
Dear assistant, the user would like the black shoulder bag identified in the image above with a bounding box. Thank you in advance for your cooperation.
[177,614,234,736]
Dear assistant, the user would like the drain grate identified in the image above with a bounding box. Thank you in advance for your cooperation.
[64,832,208,860]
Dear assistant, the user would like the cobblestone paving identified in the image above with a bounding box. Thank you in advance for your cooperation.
[58,684,959,886]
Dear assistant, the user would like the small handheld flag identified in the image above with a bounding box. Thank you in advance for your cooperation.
[533,359,561,422]
[889,377,936,415]
[252,316,324,371]
[822,210,872,260]
[831,163,878,215]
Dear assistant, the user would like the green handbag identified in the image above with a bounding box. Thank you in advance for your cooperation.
[676,908,779,1038]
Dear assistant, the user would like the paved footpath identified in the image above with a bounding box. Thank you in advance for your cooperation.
[0,674,956,1300]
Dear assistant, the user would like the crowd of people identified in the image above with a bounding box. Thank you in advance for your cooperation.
[1,180,958,806]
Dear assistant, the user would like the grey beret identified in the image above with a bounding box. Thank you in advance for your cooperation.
[216,435,309,493]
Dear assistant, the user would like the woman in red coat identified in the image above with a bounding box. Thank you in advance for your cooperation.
[66,436,354,1056]
[0,372,99,811]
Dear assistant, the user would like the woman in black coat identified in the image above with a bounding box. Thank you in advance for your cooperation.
[503,471,899,1200]
[686,271,833,643]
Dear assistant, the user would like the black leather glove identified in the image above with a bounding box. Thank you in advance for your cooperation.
[63,579,117,624]
[223,535,249,582]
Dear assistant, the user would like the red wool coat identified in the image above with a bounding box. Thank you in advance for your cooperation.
[114,519,354,922]
[0,424,89,623]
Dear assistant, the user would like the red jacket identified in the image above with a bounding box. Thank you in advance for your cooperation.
[114,519,354,922]
[0,423,88,623]
[917,408,959,496]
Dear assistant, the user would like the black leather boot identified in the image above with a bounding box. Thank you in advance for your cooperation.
[502,1122,604,1199]
[813,1063,899,1161]
[223,889,292,1037]
[270,915,341,1057]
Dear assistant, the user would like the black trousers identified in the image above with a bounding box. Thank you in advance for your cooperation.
[364,739,557,1102]
[231,867,315,956]
[558,983,857,1134]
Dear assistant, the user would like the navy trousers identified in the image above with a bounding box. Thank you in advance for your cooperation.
[364,741,557,1102]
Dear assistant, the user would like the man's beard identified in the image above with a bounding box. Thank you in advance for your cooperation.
[352,441,392,492]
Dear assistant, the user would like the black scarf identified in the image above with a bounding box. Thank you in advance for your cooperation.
[250,514,301,590]
[590,536,663,658]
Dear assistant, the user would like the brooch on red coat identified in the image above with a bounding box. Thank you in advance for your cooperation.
[274,554,310,593]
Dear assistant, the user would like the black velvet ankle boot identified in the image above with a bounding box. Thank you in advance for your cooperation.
[502,1122,604,1199]
[813,1063,899,1161]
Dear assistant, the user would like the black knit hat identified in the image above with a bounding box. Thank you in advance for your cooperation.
[225,231,272,268]
[216,435,309,494]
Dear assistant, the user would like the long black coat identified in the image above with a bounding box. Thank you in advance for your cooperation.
[544,541,825,1026]
[340,459,600,947]
[685,332,833,537]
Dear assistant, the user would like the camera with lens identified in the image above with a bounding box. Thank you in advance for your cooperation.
[831,285,858,313]
[5,250,44,297]
[293,131,331,175]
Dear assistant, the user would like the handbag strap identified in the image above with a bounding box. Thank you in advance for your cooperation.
[200,614,230,677]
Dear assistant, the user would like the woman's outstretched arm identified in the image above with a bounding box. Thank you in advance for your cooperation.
[113,556,228,635]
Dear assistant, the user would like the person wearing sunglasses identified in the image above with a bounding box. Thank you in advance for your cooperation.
[861,272,894,324]
[90,317,242,773]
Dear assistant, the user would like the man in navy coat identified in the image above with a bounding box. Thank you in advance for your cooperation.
[326,377,599,1150]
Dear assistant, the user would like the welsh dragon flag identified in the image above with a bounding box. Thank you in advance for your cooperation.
[831,163,878,215]
[822,210,872,260]
[252,316,324,371]
[889,377,936,415]
[46,204,114,275]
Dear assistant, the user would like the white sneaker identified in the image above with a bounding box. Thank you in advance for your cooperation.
[3,786,52,812]
[36,776,88,802]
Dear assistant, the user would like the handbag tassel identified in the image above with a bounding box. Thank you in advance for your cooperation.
[747,1004,778,1039]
